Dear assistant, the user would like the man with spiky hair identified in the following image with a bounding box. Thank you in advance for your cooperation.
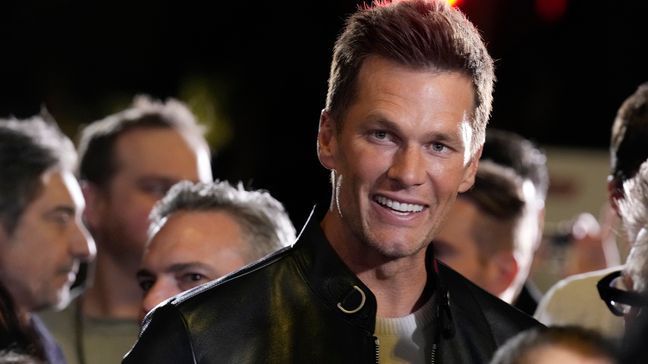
[125,2,541,363]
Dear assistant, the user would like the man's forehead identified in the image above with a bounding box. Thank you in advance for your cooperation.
[33,170,81,207]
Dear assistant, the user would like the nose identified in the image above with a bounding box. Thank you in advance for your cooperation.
[141,279,180,316]
[70,220,96,262]
[387,145,426,187]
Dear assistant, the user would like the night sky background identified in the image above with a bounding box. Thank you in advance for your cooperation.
[1,0,647,226]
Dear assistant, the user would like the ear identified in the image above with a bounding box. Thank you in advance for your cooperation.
[607,177,623,217]
[487,251,519,301]
[317,109,339,171]
[458,146,482,193]
[81,181,105,231]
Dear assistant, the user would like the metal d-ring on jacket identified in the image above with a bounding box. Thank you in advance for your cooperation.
[123,209,542,364]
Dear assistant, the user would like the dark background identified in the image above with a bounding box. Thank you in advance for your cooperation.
[1,0,647,226]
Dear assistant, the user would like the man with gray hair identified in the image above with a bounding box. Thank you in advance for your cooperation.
[0,115,95,363]
[137,180,296,318]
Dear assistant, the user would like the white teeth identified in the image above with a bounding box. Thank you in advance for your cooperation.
[375,196,424,213]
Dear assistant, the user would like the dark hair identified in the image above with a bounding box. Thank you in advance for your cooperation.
[463,162,525,220]
[610,82,648,188]
[0,282,45,361]
[481,129,549,202]
[0,116,76,234]
[490,326,618,364]
[77,95,207,188]
[325,0,495,151]
[459,161,525,258]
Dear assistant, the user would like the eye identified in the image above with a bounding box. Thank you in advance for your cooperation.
[54,212,73,225]
[429,142,448,153]
[138,278,155,292]
[373,130,388,139]
[137,180,174,199]
[45,209,74,228]
[178,273,209,291]
[368,129,396,145]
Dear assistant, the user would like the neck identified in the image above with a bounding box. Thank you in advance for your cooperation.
[357,257,429,318]
[321,212,430,318]
[82,251,141,320]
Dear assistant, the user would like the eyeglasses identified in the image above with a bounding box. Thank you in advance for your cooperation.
[597,270,648,316]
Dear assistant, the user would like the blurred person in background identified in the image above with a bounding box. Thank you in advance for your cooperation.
[433,161,529,304]
[489,326,617,364]
[40,96,213,364]
[479,129,549,314]
[535,82,648,338]
[0,116,95,363]
[600,161,648,361]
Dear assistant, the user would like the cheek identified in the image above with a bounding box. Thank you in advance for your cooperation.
[345,153,387,193]
[112,191,159,238]
[14,231,56,272]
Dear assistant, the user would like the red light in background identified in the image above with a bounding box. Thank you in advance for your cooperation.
[535,0,568,22]
[446,0,462,7]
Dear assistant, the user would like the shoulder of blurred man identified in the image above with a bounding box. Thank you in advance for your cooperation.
[39,299,139,364]
[534,266,624,338]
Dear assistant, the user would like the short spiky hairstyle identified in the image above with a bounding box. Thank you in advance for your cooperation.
[325,0,495,153]
[148,180,296,262]
[0,116,76,234]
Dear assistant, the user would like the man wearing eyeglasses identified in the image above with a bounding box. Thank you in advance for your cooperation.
[535,82,648,338]
[599,158,648,322]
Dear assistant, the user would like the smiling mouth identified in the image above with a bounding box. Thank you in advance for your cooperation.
[374,195,425,214]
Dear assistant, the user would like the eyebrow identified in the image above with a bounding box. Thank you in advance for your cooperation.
[166,262,213,273]
[137,176,180,184]
[136,262,214,279]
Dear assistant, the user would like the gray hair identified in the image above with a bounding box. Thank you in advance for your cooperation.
[0,115,76,234]
[625,229,648,295]
[617,160,648,243]
[619,160,648,294]
[148,180,296,261]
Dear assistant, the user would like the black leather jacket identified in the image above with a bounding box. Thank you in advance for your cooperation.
[124,213,542,364]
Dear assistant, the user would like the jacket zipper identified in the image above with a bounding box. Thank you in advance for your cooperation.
[430,343,437,364]
[374,336,380,364]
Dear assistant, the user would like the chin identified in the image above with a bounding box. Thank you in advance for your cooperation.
[51,289,72,311]
[370,240,427,260]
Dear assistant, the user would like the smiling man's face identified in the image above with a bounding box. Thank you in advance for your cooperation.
[318,56,480,259]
